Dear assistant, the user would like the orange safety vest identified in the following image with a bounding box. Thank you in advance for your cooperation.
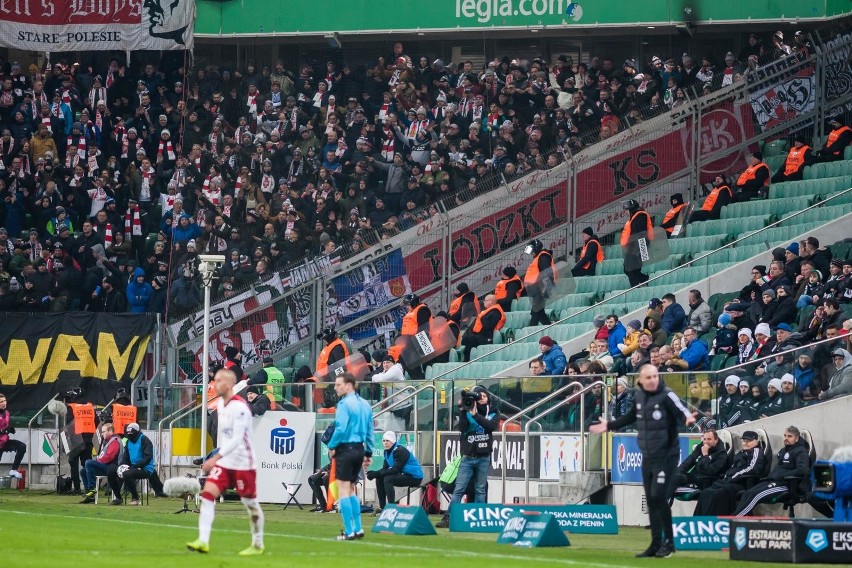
[827,126,852,154]
[701,184,732,212]
[736,162,770,187]
[662,204,686,235]
[578,238,604,269]
[448,294,481,320]
[784,145,810,175]
[494,275,523,301]
[206,384,218,410]
[111,403,138,436]
[401,304,430,336]
[69,403,96,435]
[620,210,654,247]
[523,251,556,286]
[316,338,350,376]
[471,304,506,334]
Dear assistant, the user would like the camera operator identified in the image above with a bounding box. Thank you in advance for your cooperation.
[436,385,498,529]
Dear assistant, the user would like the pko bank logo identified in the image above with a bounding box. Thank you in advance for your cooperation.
[270,418,296,455]
[806,529,829,553]
[734,526,747,550]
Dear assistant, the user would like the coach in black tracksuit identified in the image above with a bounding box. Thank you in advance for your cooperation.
[692,430,766,516]
[591,364,695,558]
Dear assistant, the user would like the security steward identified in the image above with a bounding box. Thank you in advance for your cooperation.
[771,135,812,183]
[732,151,770,202]
[591,364,696,558]
[66,391,96,494]
[254,356,287,405]
[315,328,350,380]
[689,175,733,223]
[812,116,852,163]
[660,193,687,238]
[389,294,432,380]
[460,294,506,361]
[692,430,766,516]
[366,431,424,511]
[448,282,481,326]
[620,199,654,287]
[493,266,523,311]
[523,238,556,326]
[571,227,604,277]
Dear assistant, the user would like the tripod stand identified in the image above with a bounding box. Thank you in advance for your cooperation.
[174,493,200,514]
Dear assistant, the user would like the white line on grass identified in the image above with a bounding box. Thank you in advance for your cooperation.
[7,509,631,568]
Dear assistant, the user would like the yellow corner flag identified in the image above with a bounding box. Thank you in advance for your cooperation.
[326,458,338,511]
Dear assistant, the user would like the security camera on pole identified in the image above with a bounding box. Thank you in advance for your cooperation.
[197,254,225,461]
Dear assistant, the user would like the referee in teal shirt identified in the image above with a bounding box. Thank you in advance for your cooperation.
[328,373,374,540]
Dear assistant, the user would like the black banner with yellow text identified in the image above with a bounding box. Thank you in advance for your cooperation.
[0,313,155,410]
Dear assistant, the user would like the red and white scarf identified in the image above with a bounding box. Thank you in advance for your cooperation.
[140,167,154,201]
[68,135,87,159]
[235,125,251,143]
[27,241,43,261]
[51,102,63,118]
[406,120,428,141]
[87,152,100,176]
[105,70,115,89]
[260,173,274,193]
[381,127,395,161]
[125,206,142,238]
[121,134,142,160]
[290,108,299,131]
[61,88,71,104]
[378,102,391,121]
[88,87,106,110]
[247,92,258,116]
[94,110,105,131]
[99,223,113,247]
[158,139,175,161]
[234,178,242,195]
[65,153,80,170]
[40,115,53,134]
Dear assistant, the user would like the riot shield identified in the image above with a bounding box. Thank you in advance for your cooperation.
[458,301,481,331]
[622,227,670,273]
[314,352,371,383]
[396,316,457,369]
[669,203,693,238]
[524,265,576,311]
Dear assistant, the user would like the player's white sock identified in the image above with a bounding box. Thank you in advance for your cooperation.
[241,497,265,548]
[198,496,215,543]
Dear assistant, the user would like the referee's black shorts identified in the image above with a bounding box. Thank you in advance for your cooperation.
[334,443,365,482]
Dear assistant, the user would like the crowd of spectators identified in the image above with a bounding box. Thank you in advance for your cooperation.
[519,236,851,431]
[0,29,817,316]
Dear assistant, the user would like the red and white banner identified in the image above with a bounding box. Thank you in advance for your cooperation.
[0,0,195,52]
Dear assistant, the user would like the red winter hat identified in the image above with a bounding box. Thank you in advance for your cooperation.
[539,336,555,347]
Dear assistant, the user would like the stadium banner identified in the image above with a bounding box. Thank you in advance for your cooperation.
[0,428,60,465]
[539,434,583,479]
[372,504,438,535]
[449,503,618,534]
[328,249,412,340]
[672,517,729,550]
[0,313,155,409]
[747,54,816,129]
[438,431,539,479]
[253,411,316,505]
[611,434,697,484]
[197,0,843,36]
[168,276,287,345]
[0,0,195,52]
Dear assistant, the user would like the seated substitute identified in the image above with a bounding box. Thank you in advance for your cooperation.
[672,429,729,490]
[80,422,123,505]
[692,430,766,516]
[117,423,167,503]
[367,431,423,512]
[308,461,331,512]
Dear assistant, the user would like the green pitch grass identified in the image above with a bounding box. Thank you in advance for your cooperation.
[0,491,835,567]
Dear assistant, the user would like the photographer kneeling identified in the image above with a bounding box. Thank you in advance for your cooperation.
[367,431,423,512]
[436,386,498,528]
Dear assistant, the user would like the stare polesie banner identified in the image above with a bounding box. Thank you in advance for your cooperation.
[0,0,195,52]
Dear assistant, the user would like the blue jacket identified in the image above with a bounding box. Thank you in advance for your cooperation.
[793,365,815,395]
[607,322,627,357]
[126,268,152,313]
[661,303,687,335]
[384,443,424,479]
[681,338,709,370]
[329,392,375,456]
[541,344,567,375]
[122,435,155,473]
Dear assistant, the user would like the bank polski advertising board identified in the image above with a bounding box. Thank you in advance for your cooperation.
[254,412,316,504]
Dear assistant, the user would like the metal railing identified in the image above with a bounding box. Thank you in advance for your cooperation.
[373,383,439,477]
[521,380,610,503]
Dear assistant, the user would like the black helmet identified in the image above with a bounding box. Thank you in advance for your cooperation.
[525,239,543,255]
[404,293,420,308]
[623,199,640,211]
[316,327,337,342]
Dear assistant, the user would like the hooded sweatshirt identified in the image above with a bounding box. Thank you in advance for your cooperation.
[824,348,852,400]
[126,267,152,313]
